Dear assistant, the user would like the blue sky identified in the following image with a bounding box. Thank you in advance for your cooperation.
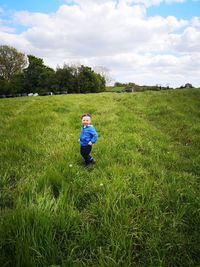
[0,0,65,13]
[0,0,200,87]
[148,1,200,20]
[0,0,199,19]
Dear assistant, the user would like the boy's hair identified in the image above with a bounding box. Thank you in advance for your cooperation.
[81,113,91,119]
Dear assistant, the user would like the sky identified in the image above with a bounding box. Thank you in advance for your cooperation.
[0,0,200,87]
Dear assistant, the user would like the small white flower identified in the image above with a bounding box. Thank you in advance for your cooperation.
[100,183,103,187]
[69,164,73,167]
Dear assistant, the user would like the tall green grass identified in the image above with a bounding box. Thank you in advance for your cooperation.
[0,89,200,266]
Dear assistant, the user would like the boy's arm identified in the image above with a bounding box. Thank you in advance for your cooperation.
[90,127,98,144]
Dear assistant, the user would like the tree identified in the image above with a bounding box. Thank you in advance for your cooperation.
[6,73,25,95]
[114,82,127,87]
[55,64,105,94]
[0,45,27,81]
[55,64,77,93]
[94,66,113,85]
[78,65,105,93]
[23,55,55,93]
[93,72,106,92]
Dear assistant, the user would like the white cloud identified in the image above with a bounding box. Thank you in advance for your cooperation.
[0,7,15,33]
[169,26,200,53]
[191,16,200,28]
[0,0,200,87]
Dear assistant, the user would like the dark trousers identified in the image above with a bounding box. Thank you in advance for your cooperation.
[80,145,93,165]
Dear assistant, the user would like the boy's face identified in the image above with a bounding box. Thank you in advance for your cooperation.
[82,116,91,126]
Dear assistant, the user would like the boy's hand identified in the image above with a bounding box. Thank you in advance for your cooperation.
[88,141,92,146]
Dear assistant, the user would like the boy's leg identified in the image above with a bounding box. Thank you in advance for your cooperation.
[80,146,92,165]
[87,146,95,164]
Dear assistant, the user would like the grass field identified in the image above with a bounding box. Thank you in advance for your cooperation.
[105,86,125,92]
[0,89,200,267]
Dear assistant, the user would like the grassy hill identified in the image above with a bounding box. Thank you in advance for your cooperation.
[0,89,200,267]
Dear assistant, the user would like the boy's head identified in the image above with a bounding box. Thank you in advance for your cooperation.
[81,113,91,126]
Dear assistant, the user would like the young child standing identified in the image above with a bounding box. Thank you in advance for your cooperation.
[79,113,98,166]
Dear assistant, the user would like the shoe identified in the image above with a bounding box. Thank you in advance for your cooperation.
[85,162,92,168]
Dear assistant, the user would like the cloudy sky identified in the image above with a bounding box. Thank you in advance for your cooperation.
[0,0,200,87]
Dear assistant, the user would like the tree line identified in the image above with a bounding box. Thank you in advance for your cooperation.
[114,82,195,91]
[0,45,106,96]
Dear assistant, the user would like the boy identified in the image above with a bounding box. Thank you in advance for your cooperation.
[79,113,98,166]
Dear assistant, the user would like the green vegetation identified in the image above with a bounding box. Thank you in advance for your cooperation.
[106,86,125,92]
[0,89,200,267]
[0,46,105,96]
[113,82,194,92]
[0,45,27,81]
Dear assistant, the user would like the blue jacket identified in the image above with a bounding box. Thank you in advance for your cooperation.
[80,125,98,146]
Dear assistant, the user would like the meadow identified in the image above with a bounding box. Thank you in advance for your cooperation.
[0,89,200,267]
